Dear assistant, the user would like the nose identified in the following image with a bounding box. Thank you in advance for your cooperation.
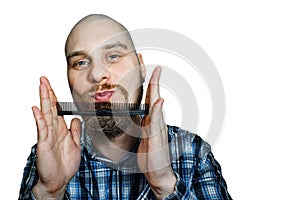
[88,62,111,84]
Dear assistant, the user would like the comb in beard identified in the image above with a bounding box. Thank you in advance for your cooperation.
[56,102,149,116]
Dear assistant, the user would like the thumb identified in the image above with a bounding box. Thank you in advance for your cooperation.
[70,118,82,146]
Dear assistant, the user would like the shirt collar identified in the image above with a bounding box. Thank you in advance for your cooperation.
[81,121,142,172]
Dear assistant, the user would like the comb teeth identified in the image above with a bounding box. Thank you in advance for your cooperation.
[56,102,149,116]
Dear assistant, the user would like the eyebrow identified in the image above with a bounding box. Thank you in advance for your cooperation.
[66,51,87,61]
[102,42,128,50]
[66,42,128,61]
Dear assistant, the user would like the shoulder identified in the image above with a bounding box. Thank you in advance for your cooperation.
[167,125,211,160]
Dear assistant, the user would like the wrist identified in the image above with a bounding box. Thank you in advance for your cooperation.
[148,170,176,199]
[32,181,66,200]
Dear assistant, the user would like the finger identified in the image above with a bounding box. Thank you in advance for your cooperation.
[142,97,164,130]
[40,82,53,130]
[143,98,166,138]
[145,66,162,107]
[70,118,82,147]
[40,76,60,122]
[40,76,55,96]
[32,106,48,142]
[41,77,68,131]
[151,98,165,130]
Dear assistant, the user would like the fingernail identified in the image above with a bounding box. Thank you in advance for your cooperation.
[160,98,164,106]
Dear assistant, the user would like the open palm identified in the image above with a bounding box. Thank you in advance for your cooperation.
[32,77,81,198]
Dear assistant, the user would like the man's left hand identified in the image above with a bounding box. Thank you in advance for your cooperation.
[138,66,176,199]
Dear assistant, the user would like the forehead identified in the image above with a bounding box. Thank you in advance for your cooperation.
[66,19,133,55]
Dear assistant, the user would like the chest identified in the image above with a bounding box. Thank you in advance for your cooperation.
[68,167,149,200]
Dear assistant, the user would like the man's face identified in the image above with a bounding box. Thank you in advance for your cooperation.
[65,19,145,138]
[66,19,145,107]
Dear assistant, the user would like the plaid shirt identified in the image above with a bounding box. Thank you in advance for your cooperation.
[19,125,232,199]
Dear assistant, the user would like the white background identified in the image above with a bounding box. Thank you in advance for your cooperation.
[1,0,300,199]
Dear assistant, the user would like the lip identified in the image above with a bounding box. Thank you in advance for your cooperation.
[92,90,114,102]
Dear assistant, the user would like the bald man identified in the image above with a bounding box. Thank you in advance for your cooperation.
[19,14,232,200]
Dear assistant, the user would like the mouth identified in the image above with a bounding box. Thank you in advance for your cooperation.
[93,91,114,102]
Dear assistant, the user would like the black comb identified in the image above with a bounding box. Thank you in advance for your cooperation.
[56,102,149,116]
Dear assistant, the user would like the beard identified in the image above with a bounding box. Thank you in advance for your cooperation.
[82,84,144,140]
[84,115,130,139]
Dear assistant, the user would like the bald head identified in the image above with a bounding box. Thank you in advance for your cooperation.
[65,14,136,58]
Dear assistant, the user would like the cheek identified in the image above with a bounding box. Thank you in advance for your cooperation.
[68,71,76,90]
[115,67,143,99]
[112,58,141,85]
[68,70,90,96]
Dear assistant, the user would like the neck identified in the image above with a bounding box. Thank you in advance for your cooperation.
[100,133,139,162]
[85,116,141,162]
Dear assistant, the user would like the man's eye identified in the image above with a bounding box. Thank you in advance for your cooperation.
[106,54,120,62]
[73,60,90,68]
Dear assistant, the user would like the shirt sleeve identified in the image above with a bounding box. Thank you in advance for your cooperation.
[192,151,232,200]
[163,133,232,200]
[163,152,232,200]
[18,145,39,200]
[163,172,198,199]
[18,145,70,200]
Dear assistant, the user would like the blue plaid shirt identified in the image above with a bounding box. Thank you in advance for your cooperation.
[19,126,232,199]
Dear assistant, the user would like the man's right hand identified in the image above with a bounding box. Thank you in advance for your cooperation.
[31,77,81,199]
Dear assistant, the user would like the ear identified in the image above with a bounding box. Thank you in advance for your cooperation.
[137,53,146,80]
